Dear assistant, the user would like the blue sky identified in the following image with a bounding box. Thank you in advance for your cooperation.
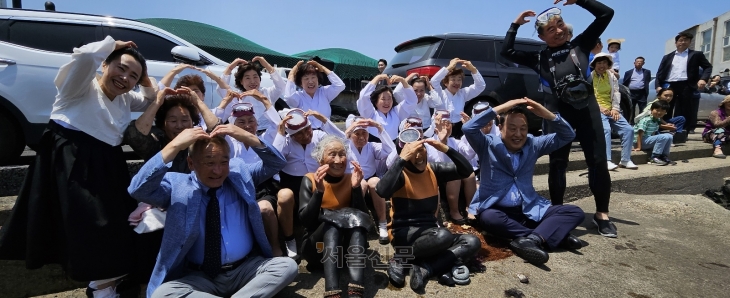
[18,0,730,73]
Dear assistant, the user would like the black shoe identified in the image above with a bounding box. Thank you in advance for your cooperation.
[379,235,390,245]
[559,234,583,250]
[660,155,677,165]
[409,263,431,295]
[451,217,467,225]
[437,271,456,287]
[593,215,618,238]
[387,258,407,288]
[509,237,549,265]
[451,265,471,285]
[347,283,364,298]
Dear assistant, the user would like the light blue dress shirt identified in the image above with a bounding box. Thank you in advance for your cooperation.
[187,174,253,265]
[628,68,645,90]
[495,150,524,208]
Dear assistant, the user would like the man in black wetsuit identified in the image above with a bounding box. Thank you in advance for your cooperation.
[500,0,617,238]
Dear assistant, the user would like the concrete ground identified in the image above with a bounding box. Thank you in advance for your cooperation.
[1,192,729,298]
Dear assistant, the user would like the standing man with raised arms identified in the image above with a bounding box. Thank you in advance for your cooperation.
[499,0,618,238]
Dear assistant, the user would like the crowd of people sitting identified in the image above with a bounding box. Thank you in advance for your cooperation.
[0,0,729,298]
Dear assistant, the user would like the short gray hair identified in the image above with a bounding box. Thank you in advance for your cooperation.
[565,23,574,35]
[311,135,347,162]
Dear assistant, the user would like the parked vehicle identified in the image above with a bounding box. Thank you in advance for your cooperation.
[0,8,277,164]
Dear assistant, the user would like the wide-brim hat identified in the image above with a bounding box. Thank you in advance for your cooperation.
[606,38,625,48]
[590,52,614,69]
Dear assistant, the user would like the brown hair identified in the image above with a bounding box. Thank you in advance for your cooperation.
[155,93,201,129]
[233,63,263,91]
[174,74,206,95]
[295,63,323,87]
[188,135,229,158]
[369,86,397,112]
[441,68,465,88]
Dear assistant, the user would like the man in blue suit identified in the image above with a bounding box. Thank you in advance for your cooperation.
[128,124,297,298]
[623,56,652,124]
[463,98,585,265]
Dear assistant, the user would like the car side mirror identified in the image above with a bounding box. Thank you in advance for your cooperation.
[171,46,204,65]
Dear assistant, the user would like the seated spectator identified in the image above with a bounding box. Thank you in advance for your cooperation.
[705,75,728,95]
[634,101,676,165]
[635,88,685,134]
[427,110,477,223]
[225,91,297,259]
[344,116,396,244]
[298,136,371,298]
[357,74,417,142]
[214,57,285,129]
[376,133,479,293]
[464,98,584,265]
[703,95,730,159]
[127,127,297,297]
[158,64,229,131]
[394,73,444,130]
[430,58,486,138]
[590,53,637,170]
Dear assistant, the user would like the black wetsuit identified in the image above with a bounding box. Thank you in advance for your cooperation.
[500,0,614,213]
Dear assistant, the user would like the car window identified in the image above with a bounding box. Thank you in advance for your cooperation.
[495,42,543,68]
[437,39,494,62]
[3,20,99,53]
[106,27,178,62]
[390,41,440,67]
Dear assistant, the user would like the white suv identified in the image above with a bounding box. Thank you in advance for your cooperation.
[0,8,279,164]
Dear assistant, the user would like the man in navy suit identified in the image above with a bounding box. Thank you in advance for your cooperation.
[623,57,652,124]
[655,32,713,133]
[128,124,297,298]
[463,98,585,265]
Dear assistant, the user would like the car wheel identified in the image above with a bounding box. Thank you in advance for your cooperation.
[0,113,25,165]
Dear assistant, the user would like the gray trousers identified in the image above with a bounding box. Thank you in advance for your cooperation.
[152,256,298,298]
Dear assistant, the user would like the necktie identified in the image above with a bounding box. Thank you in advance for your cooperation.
[202,187,222,278]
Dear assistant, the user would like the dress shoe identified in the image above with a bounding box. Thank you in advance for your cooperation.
[387,258,406,288]
[409,263,431,294]
[509,237,549,265]
[559,234,583,250]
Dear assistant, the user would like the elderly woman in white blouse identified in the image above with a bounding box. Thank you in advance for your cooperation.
[282,60,346,129]
[344,116,396,244]
[0,37,155,297]
[357,74,418,143]
[395,73,444,130]
[430,58,486,138]
[214,56,286,129]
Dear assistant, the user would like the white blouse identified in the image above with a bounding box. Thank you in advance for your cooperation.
[394,84,444,129]
[346,129,395,178]
[272,119,346,176]
[281,72,346,129]
[213,70,287,130]
[430,67,486,123]
[357,82,417,139]
[50,36,154,146]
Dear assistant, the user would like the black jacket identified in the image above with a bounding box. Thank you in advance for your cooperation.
[655,49,712,90]
[622,68,651,94]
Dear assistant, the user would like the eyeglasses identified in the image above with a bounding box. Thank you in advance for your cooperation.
[231,103,254,117]
[535,7,561,28]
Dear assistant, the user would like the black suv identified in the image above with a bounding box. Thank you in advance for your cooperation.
[384,33,549,133]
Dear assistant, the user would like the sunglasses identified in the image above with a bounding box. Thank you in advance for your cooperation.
[535,7,561,29]
[231,103,254,117]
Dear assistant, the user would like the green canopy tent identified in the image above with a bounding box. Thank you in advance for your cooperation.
[139,18,300,68]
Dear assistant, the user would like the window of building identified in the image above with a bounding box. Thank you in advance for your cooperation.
[723,20,730,62]
[701,28,712,61]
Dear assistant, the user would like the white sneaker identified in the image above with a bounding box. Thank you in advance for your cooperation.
[91,286,118,298]
[284,239,298,258]
[607,161,618,170]
[619,160,638,169]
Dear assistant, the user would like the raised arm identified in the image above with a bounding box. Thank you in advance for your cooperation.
[309,110,347,139]
[159,64,193,88]
[709,110,730,128]
[357,75,386,119]
[500,12,540,67]
[55,36,117,100]
[392,77,418,119]
[572,0,615,51]
[426,139,474,183]
[521,98,575,155]
[460,61,486,100]
[308,60,345,101]
[182,86,220,131]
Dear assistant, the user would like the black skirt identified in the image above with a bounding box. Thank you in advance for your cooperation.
[0,121,138,281]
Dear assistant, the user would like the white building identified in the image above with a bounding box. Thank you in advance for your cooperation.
[665,10,730,77]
